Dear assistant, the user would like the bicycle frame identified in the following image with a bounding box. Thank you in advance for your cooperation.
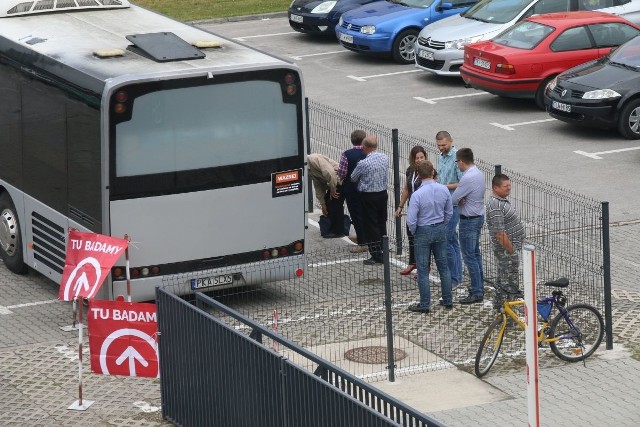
[501,295,563,346]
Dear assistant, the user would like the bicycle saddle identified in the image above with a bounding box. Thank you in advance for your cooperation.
[542,277,569,288]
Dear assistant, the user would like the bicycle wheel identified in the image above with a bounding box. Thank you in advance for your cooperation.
[475,316,506,378]
[549,303,604,362]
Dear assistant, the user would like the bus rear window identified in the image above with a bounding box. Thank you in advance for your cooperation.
[114,79,299,178]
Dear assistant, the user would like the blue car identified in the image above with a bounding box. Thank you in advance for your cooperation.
[335,0,478,63]
[288,0,381,36]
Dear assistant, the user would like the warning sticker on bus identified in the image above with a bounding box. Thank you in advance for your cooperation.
[272,168,303,198]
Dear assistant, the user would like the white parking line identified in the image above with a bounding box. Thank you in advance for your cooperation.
[413,92,490,104]
[347,69,421,82]
[490,118,556,131]
[574,146,640,160]
[290,50,348,60]
[233,31,297,41]
[0,298,59,315]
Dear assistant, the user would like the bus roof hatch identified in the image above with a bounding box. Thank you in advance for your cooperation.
[126,32,206,62]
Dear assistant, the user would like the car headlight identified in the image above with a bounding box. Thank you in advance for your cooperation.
[445,35,483,50]
[290,0,296,7]
[547,77,557,92]
[582,89,621,100]
[360,25,376,35]
[311,1,336,14]
[338,16,343,26]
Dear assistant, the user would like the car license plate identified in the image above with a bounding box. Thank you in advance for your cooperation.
[290,14,303,23]
[473,57,491,70]
[418,49,433,60]
[190,274,233,290]
[339,33,353,44]
[552,101,571,113]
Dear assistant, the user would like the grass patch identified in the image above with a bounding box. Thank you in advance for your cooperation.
[134,0,290,22]
[632,347,640,361]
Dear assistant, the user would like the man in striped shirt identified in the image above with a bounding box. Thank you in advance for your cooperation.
[486,174,526,310]
[351,135,389,265]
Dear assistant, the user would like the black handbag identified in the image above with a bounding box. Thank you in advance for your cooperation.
[319,215,351,237]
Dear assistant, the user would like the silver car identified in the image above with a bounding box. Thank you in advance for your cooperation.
[414,0,640,76]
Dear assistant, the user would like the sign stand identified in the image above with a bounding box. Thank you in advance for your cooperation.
[68,297,94,411]
[124,234,132,302]
[523,244,540,426]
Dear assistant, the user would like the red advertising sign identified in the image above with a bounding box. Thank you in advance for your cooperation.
[88,299,159,378]
[58,230,128,301]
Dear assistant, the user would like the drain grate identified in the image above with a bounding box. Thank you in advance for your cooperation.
[344,346,408,364]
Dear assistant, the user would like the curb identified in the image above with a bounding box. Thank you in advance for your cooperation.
[189,11,288,26]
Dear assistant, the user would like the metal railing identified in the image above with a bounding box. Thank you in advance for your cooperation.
[156,287,445,427]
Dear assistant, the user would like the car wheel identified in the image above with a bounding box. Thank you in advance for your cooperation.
[0,192,28,274]
[535,75,555,110]
[392,29,418,64]
[617,99,640,139]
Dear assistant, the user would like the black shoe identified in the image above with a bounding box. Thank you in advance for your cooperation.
[438,300,453,309]
[363,258,383,266]
[459,294,483,304]
[323,233,345,239]
[408,303,430,314]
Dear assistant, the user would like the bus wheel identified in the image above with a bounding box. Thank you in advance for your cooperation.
[0,192,28,274]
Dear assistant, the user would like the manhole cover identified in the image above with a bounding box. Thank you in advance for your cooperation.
[344,346,408,364]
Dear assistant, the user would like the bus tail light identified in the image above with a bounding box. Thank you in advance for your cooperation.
[112,264,161,280]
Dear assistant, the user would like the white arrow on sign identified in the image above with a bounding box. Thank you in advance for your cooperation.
[63,257,102,300]
[116,346,149,376]
[99,328,159,377]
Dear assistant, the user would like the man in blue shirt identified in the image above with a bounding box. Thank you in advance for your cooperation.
[351,135,388,265]
[452,148,485,304]
[436,131,463,288]
[406,160,453,313]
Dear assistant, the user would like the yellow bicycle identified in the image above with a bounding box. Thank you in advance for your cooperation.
[474,278,605,378]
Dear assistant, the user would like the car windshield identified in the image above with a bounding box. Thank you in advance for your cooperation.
[493,21,554,49]
[391,0,436,7]
[609,35,640,68]
[462,0,532,24]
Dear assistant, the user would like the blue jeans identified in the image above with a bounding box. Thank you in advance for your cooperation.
[446,206,462,284]
[414,223,452,308]
[459,215,484,297]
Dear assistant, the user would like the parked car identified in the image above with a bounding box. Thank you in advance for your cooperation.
[415,0,640,76]
[288,0,380,35]
[335,0,478,64]
[460,11,640,108]
[544,33,640,139]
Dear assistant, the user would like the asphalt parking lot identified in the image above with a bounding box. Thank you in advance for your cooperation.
[199,15,640,223]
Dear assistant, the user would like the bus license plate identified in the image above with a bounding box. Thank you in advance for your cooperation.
[339,33,353,44]
[290,14,303,23]
[552,101,571,113]
[191,274,233,290]
[418,49,433,60]
[473,57,491,69]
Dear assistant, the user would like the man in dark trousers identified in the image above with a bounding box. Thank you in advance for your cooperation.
[351,135,389,265]
[338,129,367,252]
[308,153,345,238]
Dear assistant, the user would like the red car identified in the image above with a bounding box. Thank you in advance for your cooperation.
[460,11,640,109]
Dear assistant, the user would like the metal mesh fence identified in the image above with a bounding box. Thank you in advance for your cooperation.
[161,100,605,383]
[308,99,604,309]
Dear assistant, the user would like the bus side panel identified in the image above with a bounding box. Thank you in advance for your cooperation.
[22,195,68,283]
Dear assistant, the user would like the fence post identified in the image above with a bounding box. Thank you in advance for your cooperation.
[494,164,501,176]
[602,201,613,350]
[305,97,313,213]
[382,236,396,382]
[392,129,402,255]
